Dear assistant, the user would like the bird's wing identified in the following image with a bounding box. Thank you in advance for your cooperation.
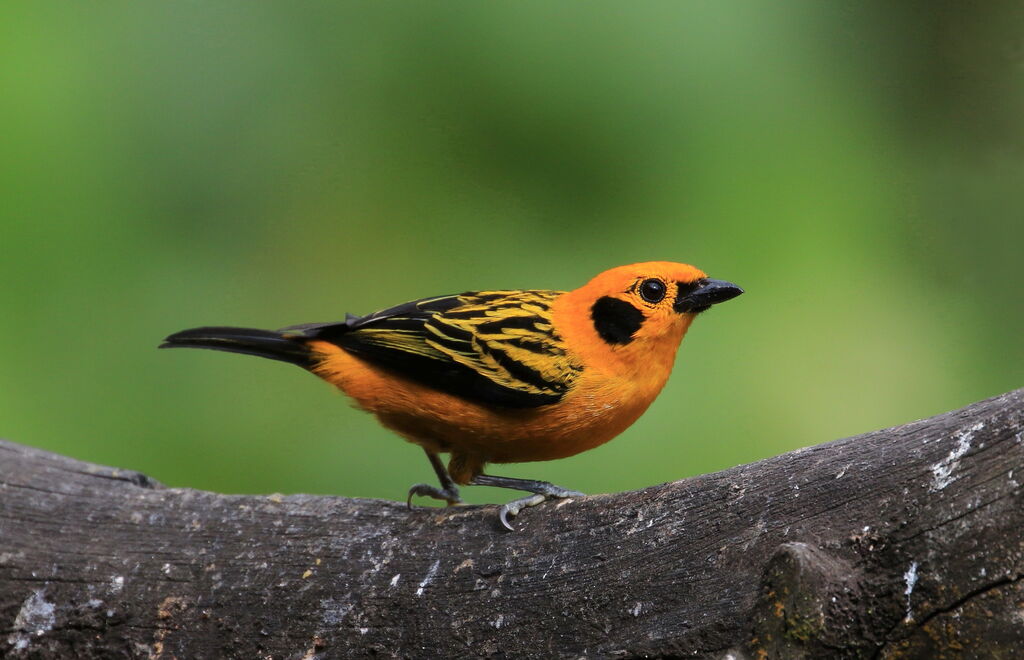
[295,291,582,408]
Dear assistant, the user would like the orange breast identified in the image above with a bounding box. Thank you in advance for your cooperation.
[307,339,670,468]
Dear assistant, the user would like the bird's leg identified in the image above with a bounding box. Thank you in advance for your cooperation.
[407,450,462,507]
[470,474,584,530]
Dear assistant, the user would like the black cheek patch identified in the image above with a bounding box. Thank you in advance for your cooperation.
[591,296,644,345]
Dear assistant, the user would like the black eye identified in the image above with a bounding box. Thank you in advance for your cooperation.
[638,278,666,303]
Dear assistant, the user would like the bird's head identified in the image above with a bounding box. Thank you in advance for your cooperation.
[557,262,743,362]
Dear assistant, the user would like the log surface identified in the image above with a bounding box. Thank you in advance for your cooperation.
[1,389,1022,659]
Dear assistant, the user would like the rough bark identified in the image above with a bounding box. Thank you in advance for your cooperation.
[1,388,1022,659]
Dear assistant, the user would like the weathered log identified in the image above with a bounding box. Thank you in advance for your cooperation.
[1,388,1022,658]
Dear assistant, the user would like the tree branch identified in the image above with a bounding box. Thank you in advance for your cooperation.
[1,389,1022,658]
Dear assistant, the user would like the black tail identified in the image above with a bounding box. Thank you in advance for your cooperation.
[159,326,314,368]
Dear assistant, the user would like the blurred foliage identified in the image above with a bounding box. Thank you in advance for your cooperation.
[1,2,1021,504]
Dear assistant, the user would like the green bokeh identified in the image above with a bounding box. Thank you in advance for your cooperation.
[1,2,1021,505]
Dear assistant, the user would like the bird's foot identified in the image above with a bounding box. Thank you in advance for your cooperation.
[498,486,585,531]
[468,474,584,530]
[406,483,462,508]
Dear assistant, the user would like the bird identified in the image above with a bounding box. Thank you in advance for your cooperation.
[160,261,742,529]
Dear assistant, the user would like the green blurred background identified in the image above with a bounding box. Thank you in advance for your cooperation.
[1,2,1021,505]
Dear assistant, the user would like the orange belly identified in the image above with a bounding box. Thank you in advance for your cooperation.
[308,340,669,480]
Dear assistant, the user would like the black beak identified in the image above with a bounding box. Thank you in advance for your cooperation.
[674,278,744,314]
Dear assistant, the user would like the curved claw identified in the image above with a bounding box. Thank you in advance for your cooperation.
[498,494,548,531]
[406,484,425,509]
[406,483,462,509]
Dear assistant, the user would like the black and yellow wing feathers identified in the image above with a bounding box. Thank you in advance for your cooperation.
[298,291,583,408]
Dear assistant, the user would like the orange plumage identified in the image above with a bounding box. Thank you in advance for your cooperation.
[161,261,742,528]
